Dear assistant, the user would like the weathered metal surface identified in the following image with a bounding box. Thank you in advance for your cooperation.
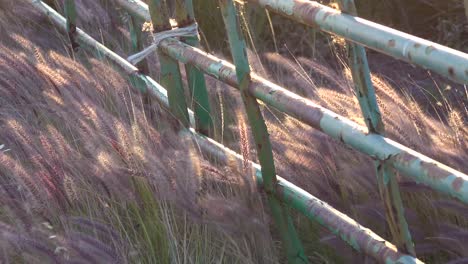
[128,14,149,74]
[82,3,467,205]
[187,129,423,264]
[148,0,190,128]
[219,0,307,262]
[174,0,213,136]
[337,0,415,256]
[110,0,468,206]
[377,162,415,255]
[64,0,79,51]
[174,0,195,27]
[336,3,383,134]
[153,38,468,204]
[274,176,422,264]
[376,149,416,255]
[30,1,425,261]
[247,0,468,84]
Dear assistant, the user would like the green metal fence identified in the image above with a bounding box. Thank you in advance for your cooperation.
[29,0,468,263]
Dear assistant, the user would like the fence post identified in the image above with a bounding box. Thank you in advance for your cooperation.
[174,0,213,136]
[128,14,149,74]
[148,0,190,128]
[337,0,415,256]
[218,1,308,263]
[64,0,79,52]
[126,13,152,99]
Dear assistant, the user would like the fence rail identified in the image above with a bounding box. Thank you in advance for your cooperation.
[249,0,468,85]
[28,0,468,263]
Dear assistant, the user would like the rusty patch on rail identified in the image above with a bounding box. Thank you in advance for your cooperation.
[407,52,412,62]
[425,45,436,55]
[452,177,464,192]
[303,199,406,262]
[392,152,413,165]
[393,153,452,181]
[322,11,332,21]
[292,1,322,27]
[220,65,238,86]
[421,161,452,180]
[388,39,396,48]
[448,67,455,78]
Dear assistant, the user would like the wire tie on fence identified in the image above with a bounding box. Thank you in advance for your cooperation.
[127,23,199,65]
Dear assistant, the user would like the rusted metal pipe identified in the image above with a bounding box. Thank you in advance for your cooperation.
[246,0,468,84]
[156,38,468,204]
[110,1,468,207]
[115,0,468,84]
[187,129,423,264]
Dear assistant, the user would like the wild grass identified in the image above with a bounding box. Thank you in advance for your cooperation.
[0,0,467,263]
[0,1,278,263]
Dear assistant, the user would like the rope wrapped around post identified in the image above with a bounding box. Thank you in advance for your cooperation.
[127,23,199,65]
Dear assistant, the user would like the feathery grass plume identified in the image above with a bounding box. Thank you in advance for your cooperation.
[448,110,467,143]
[0,221,62,263]
[66,231,121,263]
[237,111,252,178]
[262,52,318,98]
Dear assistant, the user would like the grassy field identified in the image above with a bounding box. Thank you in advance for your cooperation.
[0,0,467,263]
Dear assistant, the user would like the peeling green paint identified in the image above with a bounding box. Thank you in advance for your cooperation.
[128,14,149,74]
[188,128,422,263]
[148,0,190,128]
[219,0,307,262]
[337,0,414,256]
[175,0,213,136]
[153,36,468,205]
[207,61,224,79]
[248,0,468,84]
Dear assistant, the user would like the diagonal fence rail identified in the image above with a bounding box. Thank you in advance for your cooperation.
[249,0,468,84]
[28,0,468,263]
